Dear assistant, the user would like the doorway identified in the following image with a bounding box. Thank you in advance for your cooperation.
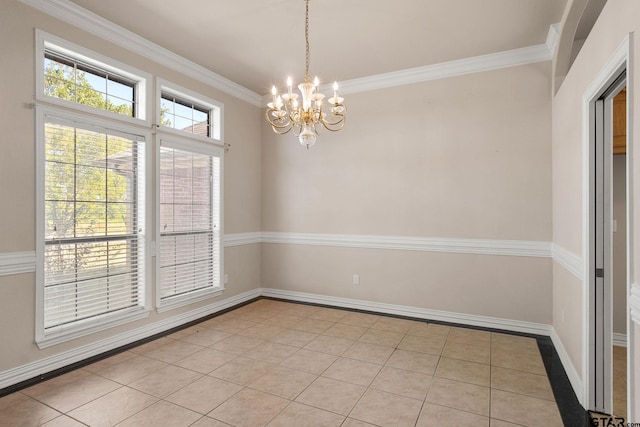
[588,69,627,416]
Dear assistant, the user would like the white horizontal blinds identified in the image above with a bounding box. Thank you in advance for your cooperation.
[43,117,145,330]
[159,146,220,301]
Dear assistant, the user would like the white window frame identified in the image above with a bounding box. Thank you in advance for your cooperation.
[35,105,152,349]
[156,78,224,145]
[36,29,152,127]
[155,134,224,312]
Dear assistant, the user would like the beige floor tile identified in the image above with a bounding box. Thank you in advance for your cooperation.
[322,357,382,387]
[491,366,555,401]
[0,396,60,427]
[237,323,285,340]
[490,420,523,427]
[261,314,305,328]
[179,328,232,347]
[249,366,316,399]
[292,317,335,334]
[280,348,337,374]
[129,364,202,397]
[210,356,274,385]
[304,334,353,355]
[68,386,158,427]
[117,400,201,427]
[174,347,237,374]
[491,333,539,352]
[407,322,450,339]
[398,334,446,355]
[309,307,349,322]
[491,389,563,427]
[342,341,395,365]
[208,388,289,427]
[448,327,491,346]
[129,337,175,355]
[322,323,367,340]
[491,346,546,375]
[282,304,321,318]
[295,376,366,416]
[270,329,318,347]
[416,402,490,427]
[426,377,490,416]
[350,389,423,427]
[23,370,120,413]
[342,419,378,427]
[167,325,203,340]
[267,402,345,427]
[386,349,439,375]
[212,318,258,333]
[96,354,168,384]
[144,340,204,363]
[210,334,264,355]
[190,416,234,427]
[370,366,432,400]
[243,341,299,364]
[82,351,137,373]
[0,391,28,411]
[41,415,87,426]
[358,329,404,347]
[166,376,242,414]
[441,340,491,364]
[370,316,413,334]
[435,357,490,387]
[338,312,380,328]
[198,316,225,329]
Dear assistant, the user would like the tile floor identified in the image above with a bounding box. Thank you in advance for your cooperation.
[0,299,566,426]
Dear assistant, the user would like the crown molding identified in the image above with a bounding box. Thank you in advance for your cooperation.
[19,0,262,107]
[21,0,557,106]
[262,25,559,105]
[262,232,551,258]
[551,243,583,280]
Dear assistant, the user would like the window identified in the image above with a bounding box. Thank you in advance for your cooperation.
[37,111,149,346]
[160,94,210,137]
[36,30,150,125]
[157,138,223,310]
[157,79,223,142]
[35,31,151,347]
[44,51,136,117]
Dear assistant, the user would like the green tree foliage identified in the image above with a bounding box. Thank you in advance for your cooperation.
[44,60,135,278]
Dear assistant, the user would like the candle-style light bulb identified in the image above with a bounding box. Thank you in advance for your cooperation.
[333,81,339,102]
[271,85,277,103]
[287,77,293,96]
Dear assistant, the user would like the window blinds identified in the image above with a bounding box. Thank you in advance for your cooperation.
[159,145,220,302]
[43,118,145,331]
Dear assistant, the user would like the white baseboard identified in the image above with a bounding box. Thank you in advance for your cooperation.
[0,288,260,390]
[550,327,584,407]
[260,288,551,336]
[613,332,627,347]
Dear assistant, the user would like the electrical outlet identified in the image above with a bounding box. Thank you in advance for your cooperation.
[353,274,359,285]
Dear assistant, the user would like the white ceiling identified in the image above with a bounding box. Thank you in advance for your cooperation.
[67,0,567,95]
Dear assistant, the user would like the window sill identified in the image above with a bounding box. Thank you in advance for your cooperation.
[36,307,151,349]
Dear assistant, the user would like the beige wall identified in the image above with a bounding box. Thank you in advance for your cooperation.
[0,2,262,373]
[552,0,640,415]
[262,63,553,324]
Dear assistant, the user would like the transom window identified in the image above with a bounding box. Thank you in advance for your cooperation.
[160,94,211,137]
[44,50,136,117]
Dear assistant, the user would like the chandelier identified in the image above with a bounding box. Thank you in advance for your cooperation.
[266,0,346,149]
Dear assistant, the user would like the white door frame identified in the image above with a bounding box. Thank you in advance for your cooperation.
[581,35,634,418]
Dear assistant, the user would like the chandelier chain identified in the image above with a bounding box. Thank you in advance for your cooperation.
[305,0,310,82]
